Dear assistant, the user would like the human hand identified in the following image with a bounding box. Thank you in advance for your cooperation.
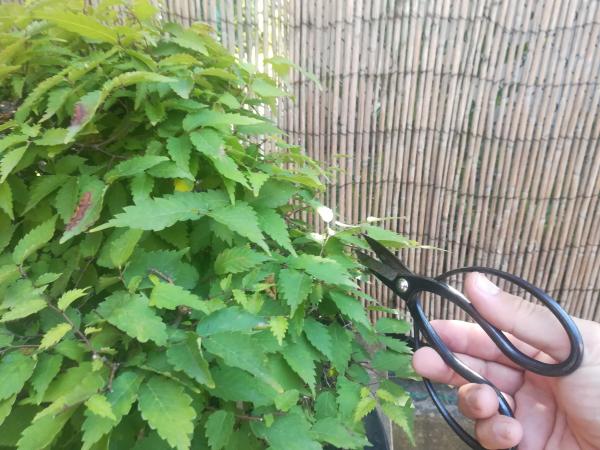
[412,273,600,450]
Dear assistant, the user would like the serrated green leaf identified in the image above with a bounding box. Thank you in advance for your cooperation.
[124,249,199,289]
[205,410,234,450]
[209,366,276,407]
[24,175,69,214]
[381,402,415,445]
[94,191,227,231]
[0,352,37,401]
[252,78,289,98]
[190,129,248,186]
[183,110,263,131]
[138,376,196,450]
[253,412,321,450]
[0,145,28,183]
[196,307,261,336]
[131,174,154,204]
[329,291,371,328]
[96,292,167,345]
[203,332,282,393]
[291,255,354,287]
[353,395,376,423]
[269,316,288,346]
[54,177,78,222]
[209,202,267,251]
[38,323,72,351]
[41,87,71,122]
[282,337,316,394]
[172,29,208,55]
[35,128,68,146]
[0,182,13,220]
[109,228,143,268]
[274,389,299,412]
[81,371,143,450]
[16,409,74,450]
[247,172,269,196]
[29,354,63,405]
[310,417,370,449]
[277,268,311,316]
[12,216,56,265]
[257,208,295,255]
[34,11,118,44]
[337,377,361,421]
[104,156,168,183]
[214,246,270,275]
[329,324,352,374]
[57,288,89,310]
[371,350,414,377]
[167,334,215,388]
[1,298,47,323]
[0,395,16,427]
[149,282,209,313]
[303,318,333,360]
[375,317,411,334]
[166,135,192,176]
[85,394,116,420]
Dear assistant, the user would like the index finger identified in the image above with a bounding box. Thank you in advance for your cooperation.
[464,273,573,361]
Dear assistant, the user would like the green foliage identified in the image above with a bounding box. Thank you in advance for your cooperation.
[0,1,417,448]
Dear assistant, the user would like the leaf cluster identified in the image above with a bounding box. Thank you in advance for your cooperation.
[0,1,417,449]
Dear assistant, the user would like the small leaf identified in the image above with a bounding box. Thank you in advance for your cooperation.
[16,409,75,450]
[57,288,88,311]
[34,128,68,146]
[85,394,116,420]
[205,410,235,450]
[282,337,316,394]
[0,352,37,401]
[257,209,295,255]
[269,316,288,346]
[166,135,192,176]
[251,78,289,97]
[41,87,71,122]
[303,318,333,360]
[167,334,215,388]
[203,332,282,392]
[277,269,312,316]
[381,402,415,445]
[34,11,118,44]
[353,395,376,423]
[0,395,16,427]
[274,389,299,412]
[29,354,63,405]
[196,307,261,336]
[12,216,56,265]
[109,228,143,268]
[329,324,352,374]
[329,291,371,328]
[138,376,196,450]
[60,176,106,243]
[190,129,248,186]
[96,292,167,345]
[183,110,263,131]
[247,172,269,196]
[375,317,411,334]
[0,182,13,220]
[149,282,210,314]
[24,175,68,214]
[1,145,28,183]
[310,417,370,449]
[210,202,267,251]
[214,246,270,275]
[291,254,354,287]
[104,156,168,183]
[39,323,72,351]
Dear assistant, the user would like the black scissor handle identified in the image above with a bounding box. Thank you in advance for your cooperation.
[408,298,515,450]
[434,267,584,377]
[404,268,584,450]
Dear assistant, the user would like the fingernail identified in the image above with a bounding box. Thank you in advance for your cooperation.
[476,274,501,296]
[493,421,513,441]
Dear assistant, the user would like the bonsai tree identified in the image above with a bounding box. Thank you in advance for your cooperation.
[0,1,416,449]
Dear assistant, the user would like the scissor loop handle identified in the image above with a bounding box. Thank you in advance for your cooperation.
[433,266,584,377]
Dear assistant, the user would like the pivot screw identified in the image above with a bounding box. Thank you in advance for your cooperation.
[397,278,409,293]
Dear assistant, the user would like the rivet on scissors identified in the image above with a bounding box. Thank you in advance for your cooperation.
[397,278,409,293]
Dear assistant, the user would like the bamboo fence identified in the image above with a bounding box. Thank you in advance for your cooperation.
[3,0,599,321]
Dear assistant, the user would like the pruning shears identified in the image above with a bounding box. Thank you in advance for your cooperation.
[357,234,584,450]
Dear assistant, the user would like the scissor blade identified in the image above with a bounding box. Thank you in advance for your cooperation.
[362,234,413,275]
[356,251,399,282]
